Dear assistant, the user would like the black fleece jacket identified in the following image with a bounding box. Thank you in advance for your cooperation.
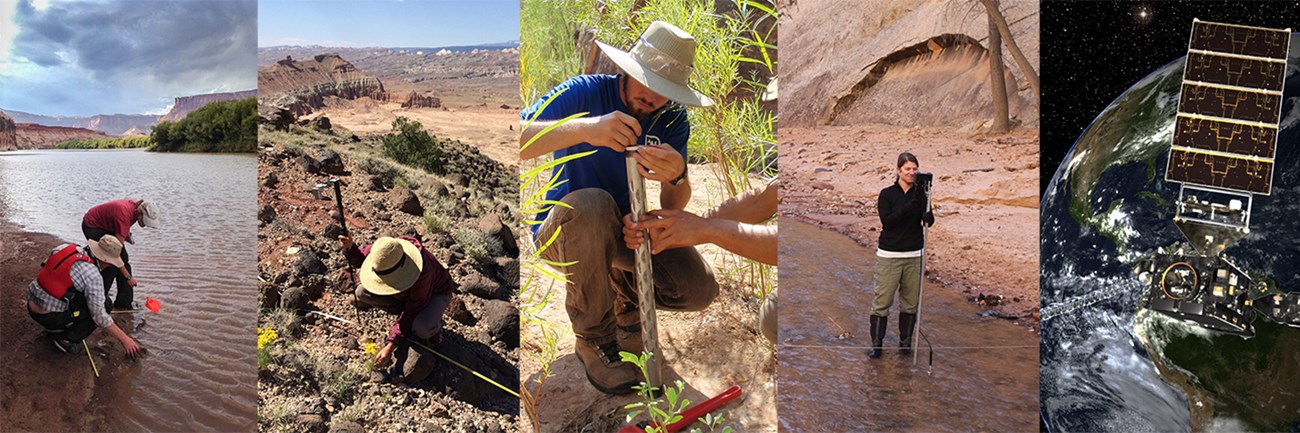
[877,182,935,252]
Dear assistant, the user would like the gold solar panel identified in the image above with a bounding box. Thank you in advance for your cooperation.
[1167,19,1291,195]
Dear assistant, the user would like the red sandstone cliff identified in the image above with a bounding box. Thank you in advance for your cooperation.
[159,90,258,122]
[258,54,387,115]
[14,123,110,149]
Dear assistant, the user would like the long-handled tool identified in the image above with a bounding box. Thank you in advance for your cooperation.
[329,178,348,236]
[618,385,743,433]
[625,146,662,391]
[911,182,934,374]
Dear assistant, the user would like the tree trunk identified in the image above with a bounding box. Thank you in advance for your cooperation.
[978,0,1039,101]
[986,0,1011,133]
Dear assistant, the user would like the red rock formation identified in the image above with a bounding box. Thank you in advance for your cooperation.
[258,54,387,115]
[4,110,157,136]
[0,112,16,151]
[14,123,110,149]
[389,91,442,109]
[159,90,258,122]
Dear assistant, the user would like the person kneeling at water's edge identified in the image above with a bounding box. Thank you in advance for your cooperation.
[869,152,935,359]
[339,234,454,383]
[520,21,720,394]
[27,236,142,357]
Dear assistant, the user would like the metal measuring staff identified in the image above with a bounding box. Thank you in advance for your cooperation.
[625,145,662,390]
[911,173,934,373]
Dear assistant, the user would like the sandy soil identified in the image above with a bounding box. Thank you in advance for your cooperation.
[0,219,127,432]
[780,124,1041,328]
[309,99,519,167]
[518,166,777,432]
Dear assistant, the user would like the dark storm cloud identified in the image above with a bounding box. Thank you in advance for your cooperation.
[8,0,256,114]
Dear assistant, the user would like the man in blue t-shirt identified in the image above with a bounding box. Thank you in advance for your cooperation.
[520,21,721,394]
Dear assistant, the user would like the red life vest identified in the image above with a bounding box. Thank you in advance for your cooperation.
[36,244,94,299]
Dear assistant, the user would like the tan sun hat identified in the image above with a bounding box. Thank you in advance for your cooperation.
[596,21,714,107]
[87,237,125,268]
[137,200,161,228]
[359,237,424,296]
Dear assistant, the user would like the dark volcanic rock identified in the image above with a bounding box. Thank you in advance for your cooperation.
[457,270,508,300]
[445,295,475,325]
[295,251,328,276]
[446,173,469,188]
[479,299,519,349]
[323,223,345,239]
[309,115,332,131]
[330,421,365,433]
[280,287,309,312]
[296,154,321,174]
[294,414,326,433]
[259,204,277,224]
[317,150,345,175]
[493,257,519,289]
[477,214,518,257]
[263,172,279,189]
[391,188,424,216]
[367,175,388,192]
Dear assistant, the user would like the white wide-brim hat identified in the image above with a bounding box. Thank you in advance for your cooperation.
[88,236,125,268]
[359,237,425,296]
[596,21,714,107]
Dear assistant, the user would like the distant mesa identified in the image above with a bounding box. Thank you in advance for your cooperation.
[258,53,441,115]
[158,90,258,123]
[13,123,110,149]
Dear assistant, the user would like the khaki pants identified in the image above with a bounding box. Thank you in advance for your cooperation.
[537,188,719,345]
[354,285,453,341]
[871,256,922,316]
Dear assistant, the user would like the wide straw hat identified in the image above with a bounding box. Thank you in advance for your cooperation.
[88,236,125,268]
[138,201,161,228]
[359,237,424,296]
[596,21,714,107]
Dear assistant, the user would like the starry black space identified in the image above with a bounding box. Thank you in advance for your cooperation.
[1040,1,1300,194]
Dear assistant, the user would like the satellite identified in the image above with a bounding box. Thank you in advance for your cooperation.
[1135,19,1300,337]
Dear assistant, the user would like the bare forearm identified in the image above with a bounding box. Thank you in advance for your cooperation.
[659,178,691,210]
[706,180,778,224]
[705,219,777,266]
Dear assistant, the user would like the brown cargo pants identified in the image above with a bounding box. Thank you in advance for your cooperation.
[536,188,719,345]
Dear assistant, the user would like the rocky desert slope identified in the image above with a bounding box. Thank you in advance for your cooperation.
[255,105,520,431]
[158,90,260,122]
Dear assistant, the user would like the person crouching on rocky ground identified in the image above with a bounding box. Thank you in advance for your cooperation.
[623,180,779,344]
[338,234,454,383]
[520,21,720,395]
[28,236,142,357]
[868,152,935,359]
[82,199,161,310]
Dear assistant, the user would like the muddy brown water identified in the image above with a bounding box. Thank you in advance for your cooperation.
[0,149,256,432]
[777,219,1038,432]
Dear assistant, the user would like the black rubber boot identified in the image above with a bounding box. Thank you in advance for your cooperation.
[868,315,886,358]
[899,312,917,356]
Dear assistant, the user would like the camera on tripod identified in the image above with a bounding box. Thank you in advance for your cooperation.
[916,172,933,191]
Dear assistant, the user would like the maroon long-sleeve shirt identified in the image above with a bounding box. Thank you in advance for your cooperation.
[346,236,454,344]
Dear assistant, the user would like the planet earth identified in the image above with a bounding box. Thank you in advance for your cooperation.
[1039,34,1300,432]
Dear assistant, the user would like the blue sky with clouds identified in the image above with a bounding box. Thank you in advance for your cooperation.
[258,0,519,48]
[0,0,258,117]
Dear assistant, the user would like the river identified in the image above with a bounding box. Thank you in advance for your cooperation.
[777,219,1039,432]
[0,149,256,432]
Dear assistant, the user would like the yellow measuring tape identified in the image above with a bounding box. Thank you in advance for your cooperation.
[408,339,519,398]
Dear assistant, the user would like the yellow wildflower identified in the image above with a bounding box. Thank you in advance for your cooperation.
[257,327,279,350]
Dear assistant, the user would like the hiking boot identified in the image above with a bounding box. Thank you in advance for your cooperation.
[52,337,84,355]
[898,312,917,357]
[575,337,639,395]
[617,324,645,360]
[868,315,886,359]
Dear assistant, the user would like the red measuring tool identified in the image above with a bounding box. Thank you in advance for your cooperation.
[618,385,743,433]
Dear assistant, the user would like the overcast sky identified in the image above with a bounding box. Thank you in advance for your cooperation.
[0,0,257,117]
[258,0,519,48]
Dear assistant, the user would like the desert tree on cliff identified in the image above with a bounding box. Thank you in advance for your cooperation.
[985,0,1011,133]
[979,0,1038,101]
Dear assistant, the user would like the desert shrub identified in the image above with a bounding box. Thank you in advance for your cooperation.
[382,117,445,174]
[57,136,154,149]
[423,214,448,235]
[453,226,503,264]
[151,97,257,152]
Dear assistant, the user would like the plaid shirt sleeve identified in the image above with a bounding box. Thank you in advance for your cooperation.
[70,260,112,328]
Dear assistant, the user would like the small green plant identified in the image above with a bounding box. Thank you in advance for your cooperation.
[620,351,735,433]
[257,327,279,371]
[382,117,445,173]
[453,226,503,264]
[423,214,448,235]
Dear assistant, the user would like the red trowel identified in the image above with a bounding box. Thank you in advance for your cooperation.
[619,385,743,433]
